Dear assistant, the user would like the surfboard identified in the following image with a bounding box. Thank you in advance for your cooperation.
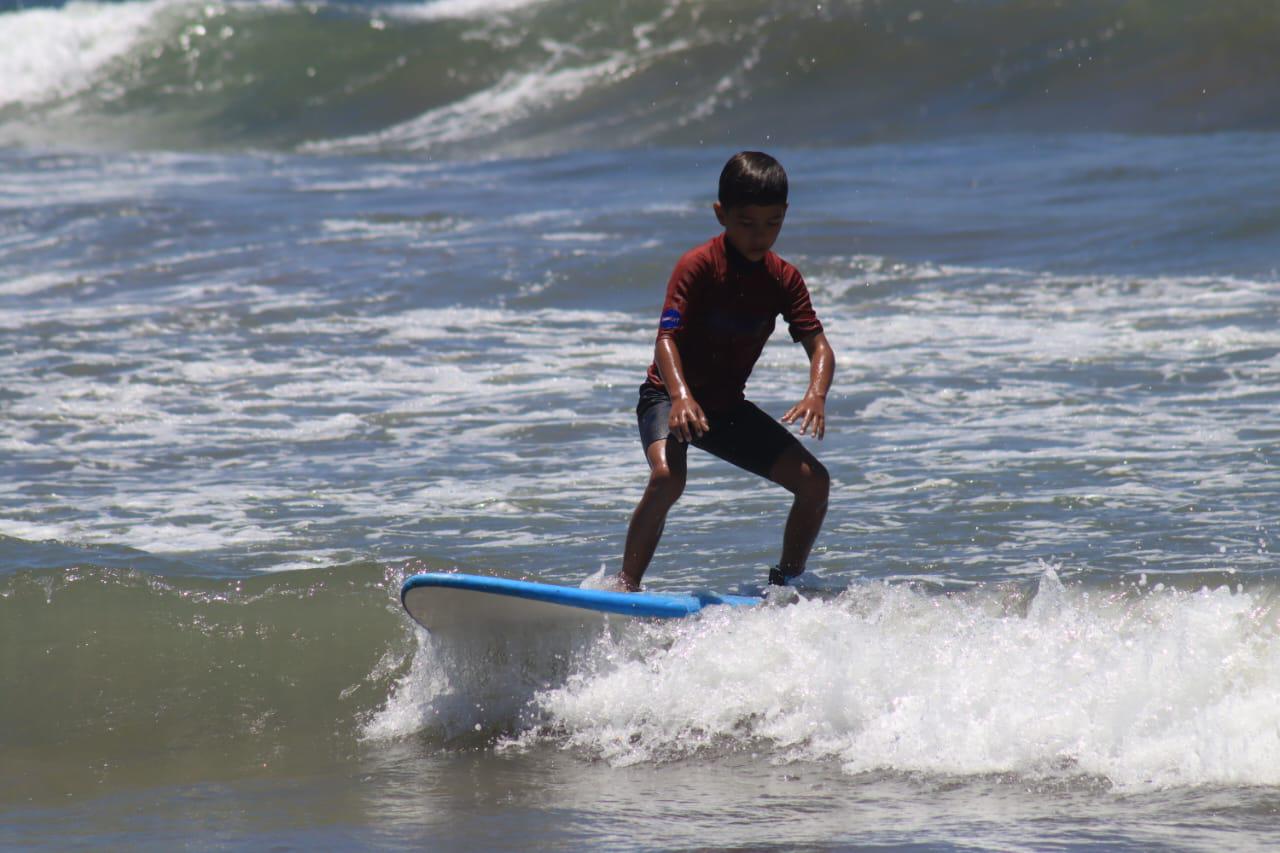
[400,572,760,632]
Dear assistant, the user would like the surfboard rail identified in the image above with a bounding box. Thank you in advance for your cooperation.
[400,572,759,631]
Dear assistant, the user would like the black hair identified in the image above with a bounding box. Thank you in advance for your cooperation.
[718,151,788,209]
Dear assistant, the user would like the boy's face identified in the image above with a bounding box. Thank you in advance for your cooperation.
[714,202,787,263]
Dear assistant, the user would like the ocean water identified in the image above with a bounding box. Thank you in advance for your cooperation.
[3,0,1280,849]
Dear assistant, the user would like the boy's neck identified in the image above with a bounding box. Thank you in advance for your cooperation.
[722,233,765,270]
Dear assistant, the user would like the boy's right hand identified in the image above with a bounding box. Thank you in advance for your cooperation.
[669,396,710,443]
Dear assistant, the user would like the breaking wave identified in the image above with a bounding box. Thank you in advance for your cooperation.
[3,0,1279,154]
[373,569,1280,790]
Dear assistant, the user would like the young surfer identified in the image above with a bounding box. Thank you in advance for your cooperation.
[617,151,835,591]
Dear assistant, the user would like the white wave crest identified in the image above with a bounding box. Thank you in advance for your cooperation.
[381,0,554,22]
[0,0,176,107]
[306,53,634,154]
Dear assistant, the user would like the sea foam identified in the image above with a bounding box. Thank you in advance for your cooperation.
[374,570,1280,790]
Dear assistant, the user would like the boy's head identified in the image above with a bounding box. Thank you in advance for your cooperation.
[714,151,789,263]
[718,151,788,209]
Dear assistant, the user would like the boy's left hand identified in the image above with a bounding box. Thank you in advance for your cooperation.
[782,394,826,439]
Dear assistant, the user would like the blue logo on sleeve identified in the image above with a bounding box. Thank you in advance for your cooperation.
[659,308,682,330]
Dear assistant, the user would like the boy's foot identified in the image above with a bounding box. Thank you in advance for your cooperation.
[579,570,640,592]
[763,583,800,606]
[768,566,804,586]
[610,572,641,593]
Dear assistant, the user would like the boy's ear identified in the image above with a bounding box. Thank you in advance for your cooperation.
[713,201,726,226]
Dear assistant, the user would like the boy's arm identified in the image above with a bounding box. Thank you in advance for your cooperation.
[655,337,710,442]
[781,332,835,439]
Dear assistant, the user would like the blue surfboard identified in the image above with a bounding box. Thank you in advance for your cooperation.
[400,572,760,632]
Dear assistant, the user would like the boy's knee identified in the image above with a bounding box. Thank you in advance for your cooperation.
[800,458,829,503]
[647,465,685,505]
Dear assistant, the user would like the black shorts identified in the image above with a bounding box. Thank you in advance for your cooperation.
[635,383,799,479]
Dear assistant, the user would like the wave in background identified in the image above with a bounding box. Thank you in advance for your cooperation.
[5,559,1280,797]
[2,0,1280,155]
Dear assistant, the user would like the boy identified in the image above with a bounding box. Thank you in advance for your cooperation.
[617,151,835,591]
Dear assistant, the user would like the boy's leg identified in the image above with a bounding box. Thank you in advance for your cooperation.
[619,437,687,590]
[765,443,830,579]
[689,401,830,583]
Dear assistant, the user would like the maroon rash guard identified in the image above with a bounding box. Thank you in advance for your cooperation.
[644,233,824,412]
